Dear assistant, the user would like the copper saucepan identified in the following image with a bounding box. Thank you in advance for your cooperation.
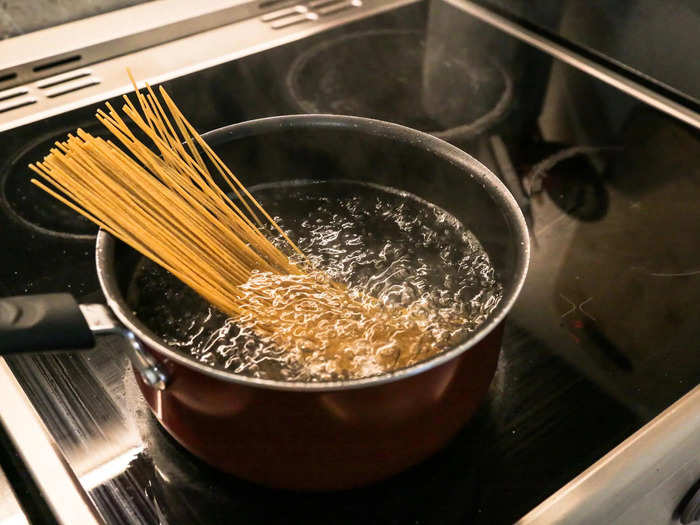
[0,114,529,490]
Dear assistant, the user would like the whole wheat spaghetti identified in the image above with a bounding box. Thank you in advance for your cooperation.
[29,73,475,379]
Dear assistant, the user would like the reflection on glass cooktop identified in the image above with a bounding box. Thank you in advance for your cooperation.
[6,324,639,525]
[0,3,698,524]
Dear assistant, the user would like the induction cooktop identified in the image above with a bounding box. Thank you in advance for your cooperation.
[0,3,698,524]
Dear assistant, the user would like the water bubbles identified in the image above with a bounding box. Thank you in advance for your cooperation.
[131,180,502,382]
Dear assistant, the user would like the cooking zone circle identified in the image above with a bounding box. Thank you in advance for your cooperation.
[285,29,513,142]
[0,123,104,240]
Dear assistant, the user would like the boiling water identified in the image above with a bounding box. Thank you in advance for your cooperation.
[129,180,502,381]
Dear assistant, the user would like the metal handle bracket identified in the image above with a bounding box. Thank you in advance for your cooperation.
[79,304,169,390]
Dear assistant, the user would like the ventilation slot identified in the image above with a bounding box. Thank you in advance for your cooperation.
[36,69,93,89]
[0,72,17,83]
[33,55,81,73]
[0,86,34,112]
[43,76,101,98]
[0,87,28,102]
[259,0,294,8]
[0,97,36,113]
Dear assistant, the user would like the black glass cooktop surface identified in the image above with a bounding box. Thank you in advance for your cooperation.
[468,0,700,106]
[0,4,698,524]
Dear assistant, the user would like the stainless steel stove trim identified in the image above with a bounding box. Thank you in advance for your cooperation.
[0,0,419,132]
[518,384,700,525]
[0,465,28,525]
[0,0,272,89]
[0,358,104,525]
[441,0,700,131]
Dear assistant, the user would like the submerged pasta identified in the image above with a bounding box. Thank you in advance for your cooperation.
[131,181,502,381]
[30,73,501,382]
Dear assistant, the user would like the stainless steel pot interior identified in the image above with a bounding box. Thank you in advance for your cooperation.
[96,114,530,391]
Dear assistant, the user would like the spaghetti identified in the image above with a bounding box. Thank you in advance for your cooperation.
[28,73,482,379]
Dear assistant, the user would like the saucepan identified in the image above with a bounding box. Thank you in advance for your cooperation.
[0,115,529,490]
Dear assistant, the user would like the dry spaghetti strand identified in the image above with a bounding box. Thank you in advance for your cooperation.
[28,73,467,378]
[29,79,300,316]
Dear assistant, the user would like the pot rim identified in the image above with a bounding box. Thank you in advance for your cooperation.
[95,114,530,392]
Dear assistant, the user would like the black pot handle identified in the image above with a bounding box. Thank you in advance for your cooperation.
[0,295,168,389]
[0,294,95,354]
